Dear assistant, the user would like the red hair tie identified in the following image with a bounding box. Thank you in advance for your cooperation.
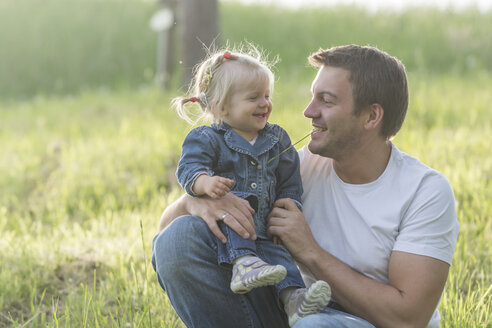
[189,97,198,103]
[223,51,232,59]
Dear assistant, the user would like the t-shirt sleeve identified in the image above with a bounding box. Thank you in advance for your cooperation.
[393,172,459,265]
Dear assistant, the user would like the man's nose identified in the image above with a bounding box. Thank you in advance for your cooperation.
[303,100,316,118]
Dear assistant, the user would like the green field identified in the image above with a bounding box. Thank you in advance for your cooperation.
[1,1,491,327]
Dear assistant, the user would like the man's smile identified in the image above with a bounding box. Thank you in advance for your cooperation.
[311,125,327,135]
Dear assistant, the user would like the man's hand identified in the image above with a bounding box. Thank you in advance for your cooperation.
[192,175,235,199]
[189,192,256,243]
[267,198,321,263]
[159,192,256,243]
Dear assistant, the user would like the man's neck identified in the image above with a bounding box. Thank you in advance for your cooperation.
[333,138,392,185]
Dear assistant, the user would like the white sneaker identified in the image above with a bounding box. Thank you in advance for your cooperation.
[230,256,287,294]
[284,280,332,327]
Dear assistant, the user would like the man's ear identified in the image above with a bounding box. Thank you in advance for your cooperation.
[364,103,384,131]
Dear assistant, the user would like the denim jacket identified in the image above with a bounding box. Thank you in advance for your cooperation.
[176,122,303,238]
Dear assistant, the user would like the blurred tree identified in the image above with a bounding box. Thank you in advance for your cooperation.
[157,0,178,88]
[181,0,219,87]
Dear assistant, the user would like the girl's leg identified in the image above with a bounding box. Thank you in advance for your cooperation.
[217,222,287,294]
[254,240,305,299]
[256,240,332,327]
[216,221,257,264]
[152,215,289,328]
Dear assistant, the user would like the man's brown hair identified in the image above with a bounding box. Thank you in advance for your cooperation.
[309,45,408,139]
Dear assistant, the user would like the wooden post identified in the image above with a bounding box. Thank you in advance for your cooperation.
[181,0,219,87]
[155,0,178,89]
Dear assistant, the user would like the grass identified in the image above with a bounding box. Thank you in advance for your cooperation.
[0,0,157,99]
[1,73,491,327]
[0,1,491,327]
[0,88,186,327]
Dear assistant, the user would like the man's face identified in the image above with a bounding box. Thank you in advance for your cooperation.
[303,66,363,159]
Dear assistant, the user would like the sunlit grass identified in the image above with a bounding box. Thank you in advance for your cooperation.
[1,72,491,326]
[0,0,491,326]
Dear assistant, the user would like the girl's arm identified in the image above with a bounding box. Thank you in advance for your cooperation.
[177,127,217,197]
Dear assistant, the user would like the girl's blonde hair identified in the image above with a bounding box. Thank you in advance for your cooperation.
[172,45,275,124]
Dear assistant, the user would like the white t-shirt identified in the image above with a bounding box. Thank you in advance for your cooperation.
[298,144,459,328]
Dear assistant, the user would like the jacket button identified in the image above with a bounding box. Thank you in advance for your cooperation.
[251,182,257,189]
[250,160,256,165]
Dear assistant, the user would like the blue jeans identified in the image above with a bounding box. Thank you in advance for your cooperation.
[293,307,375,327]
[152,215,375,328]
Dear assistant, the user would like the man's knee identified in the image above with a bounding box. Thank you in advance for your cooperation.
[292,313,325,327]
[153,215,216,278]
[292,310,375,328]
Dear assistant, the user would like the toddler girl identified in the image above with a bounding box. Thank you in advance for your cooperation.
[173,48,331,326]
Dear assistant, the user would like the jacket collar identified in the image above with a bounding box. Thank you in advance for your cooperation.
[211,122,279,159]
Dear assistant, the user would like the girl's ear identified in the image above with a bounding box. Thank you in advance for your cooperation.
[363,103,384,131]
[220,103,229,116]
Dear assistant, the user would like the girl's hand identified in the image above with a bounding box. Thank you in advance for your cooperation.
[205,176,235,199]
[193,175,235,199]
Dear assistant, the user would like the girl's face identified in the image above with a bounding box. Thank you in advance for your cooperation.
[222,75,272,141]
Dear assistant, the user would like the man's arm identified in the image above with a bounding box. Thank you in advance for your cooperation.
[268,199,449,328]
[158,192,257,243]
[305,244,448,328]
[158,193,189,232]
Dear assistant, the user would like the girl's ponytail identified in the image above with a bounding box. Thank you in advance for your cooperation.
[171,93,211,125]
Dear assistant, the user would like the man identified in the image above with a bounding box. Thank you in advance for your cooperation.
[152,45,459,328]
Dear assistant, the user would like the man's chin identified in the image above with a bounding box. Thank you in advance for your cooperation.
[307,141,320,155]
[308,140,332,158]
